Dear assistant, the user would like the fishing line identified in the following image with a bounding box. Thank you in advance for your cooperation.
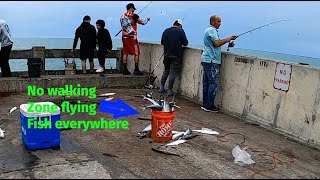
[227,19,291,51]
[216,132,295,179]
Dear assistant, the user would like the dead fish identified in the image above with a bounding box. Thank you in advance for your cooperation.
[144,104,162,110]
[142,124,152,132]
[98,93,116,97]
[172,131,183,134]
[192,128,219,135]
[0,128,5,138]
[146,92,153,98]
[9,107,17,114]
[172,132,184,140]
[165,139,187,146]
[183,128,192,136]
[137,131,151,139]
[142,96,161,106]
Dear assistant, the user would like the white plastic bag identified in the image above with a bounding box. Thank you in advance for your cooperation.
[232,145,255,166]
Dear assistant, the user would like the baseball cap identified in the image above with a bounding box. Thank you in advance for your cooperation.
[175,19,183,26]
[126,3,136,10]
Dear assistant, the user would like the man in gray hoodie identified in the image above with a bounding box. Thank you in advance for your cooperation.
[0,18,13,77]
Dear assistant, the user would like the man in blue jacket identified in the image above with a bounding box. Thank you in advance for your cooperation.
[160,19,188,96]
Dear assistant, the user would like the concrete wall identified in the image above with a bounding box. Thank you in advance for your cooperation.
[139,42,320,148]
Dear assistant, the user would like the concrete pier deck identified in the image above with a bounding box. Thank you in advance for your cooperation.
[0,89,319,179]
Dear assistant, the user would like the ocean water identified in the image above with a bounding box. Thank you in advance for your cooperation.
[8,38,320,72]
[10,38,122,72]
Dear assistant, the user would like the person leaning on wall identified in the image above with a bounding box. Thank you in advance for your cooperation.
[201,15,237,112]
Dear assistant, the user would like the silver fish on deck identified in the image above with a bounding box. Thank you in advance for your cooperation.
[142,96,161,106]
[98,93,116,97]
[0,128,5,138]
[9,107,17,114]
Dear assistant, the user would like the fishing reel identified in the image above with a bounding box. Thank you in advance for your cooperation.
[227,41,235,51]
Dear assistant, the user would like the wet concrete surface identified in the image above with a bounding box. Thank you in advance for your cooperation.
[0,89,319,179]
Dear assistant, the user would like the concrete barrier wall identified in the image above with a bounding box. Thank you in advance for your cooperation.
[139,42,320,147]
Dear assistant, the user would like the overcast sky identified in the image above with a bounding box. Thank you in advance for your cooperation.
[0,1,319,58]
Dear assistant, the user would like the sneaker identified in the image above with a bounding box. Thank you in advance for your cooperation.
[167,89,173,97]
[133,69,144,76]
[159,85,165,93]
[201,106,219,112]
[96,67,104,73]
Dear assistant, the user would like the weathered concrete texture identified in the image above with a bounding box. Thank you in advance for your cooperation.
[0,74,147,93]
[0,89,319,179]
[138,42,320,148]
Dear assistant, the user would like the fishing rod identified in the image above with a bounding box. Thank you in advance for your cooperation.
[227,19,290,51]
[115,1,153,37]
[142,53,164,91]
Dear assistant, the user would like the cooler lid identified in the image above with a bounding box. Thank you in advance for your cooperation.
[20,102,60,117]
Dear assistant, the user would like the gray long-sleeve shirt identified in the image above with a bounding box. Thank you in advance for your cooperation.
[0,19,13,49]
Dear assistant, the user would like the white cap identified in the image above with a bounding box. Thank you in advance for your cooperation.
[175,19,183,26]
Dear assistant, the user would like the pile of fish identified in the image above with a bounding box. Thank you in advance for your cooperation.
[142,95,180,112]
[137,93,221,156]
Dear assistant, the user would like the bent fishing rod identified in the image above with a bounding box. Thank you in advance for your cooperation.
[227,19,290,51]
[115,1,153,37]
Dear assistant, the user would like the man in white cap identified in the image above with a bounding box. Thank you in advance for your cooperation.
[0,18,13,77]
[160,19,188,96]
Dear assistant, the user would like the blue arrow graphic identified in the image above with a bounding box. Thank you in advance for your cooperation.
[99,98,140,119]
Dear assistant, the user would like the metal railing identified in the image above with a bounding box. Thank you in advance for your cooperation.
[8,46,123,75]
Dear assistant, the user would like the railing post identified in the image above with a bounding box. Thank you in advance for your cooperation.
[117,47,123,73]
[32,46,46,75]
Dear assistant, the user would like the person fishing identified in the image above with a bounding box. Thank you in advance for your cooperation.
[159,19,188,97]
[201,15,237,112]
[95,19,113,76]
[120,3,150,75]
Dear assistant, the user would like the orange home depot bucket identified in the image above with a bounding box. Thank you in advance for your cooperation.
[151,109,176,143]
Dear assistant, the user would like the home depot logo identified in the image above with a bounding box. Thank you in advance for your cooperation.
[156,121,173,137]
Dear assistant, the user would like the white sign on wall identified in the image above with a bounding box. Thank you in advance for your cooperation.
[273,63,292,92]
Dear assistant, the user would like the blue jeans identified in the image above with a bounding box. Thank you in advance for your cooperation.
[202,62,220,109]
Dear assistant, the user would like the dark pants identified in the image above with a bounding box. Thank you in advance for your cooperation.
[160,56,181,90]
[0,44,13,77]
[80,46,94,62]
[202,62,220,109]
[97,50,107,70]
